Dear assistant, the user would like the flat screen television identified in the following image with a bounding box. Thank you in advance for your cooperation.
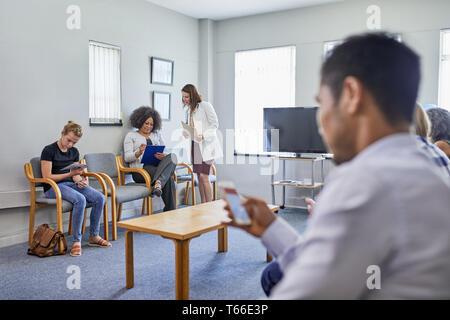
[263,107,328,154]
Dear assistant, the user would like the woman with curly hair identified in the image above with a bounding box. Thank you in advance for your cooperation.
[426,107,450,158]
[123,106,177,211]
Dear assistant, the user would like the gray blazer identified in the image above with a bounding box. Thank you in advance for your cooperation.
[123,130,165,169]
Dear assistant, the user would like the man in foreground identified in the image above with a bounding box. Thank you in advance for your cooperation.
[224,33,450,299]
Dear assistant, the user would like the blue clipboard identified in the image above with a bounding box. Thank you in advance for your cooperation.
[140,145,165,165]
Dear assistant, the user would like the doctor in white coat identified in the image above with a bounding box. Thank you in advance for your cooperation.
[181,84,223,203]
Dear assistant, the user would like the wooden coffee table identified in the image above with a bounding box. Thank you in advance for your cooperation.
[117,199,279,300]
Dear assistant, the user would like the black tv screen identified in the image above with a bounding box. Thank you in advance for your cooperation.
[263,107,328,154]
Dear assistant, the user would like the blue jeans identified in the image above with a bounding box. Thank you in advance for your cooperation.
[45,182,105,242]
[261,261,284,297]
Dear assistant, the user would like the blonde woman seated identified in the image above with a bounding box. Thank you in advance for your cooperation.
[41,121,111,257]
[124,106,177,211]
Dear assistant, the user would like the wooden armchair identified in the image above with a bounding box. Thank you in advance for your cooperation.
[83,153,152,241]
[175,164,217,205]
[24,157,109,252]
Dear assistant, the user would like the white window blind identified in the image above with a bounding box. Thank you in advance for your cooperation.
[439,29,450,111]
[235,45,296,154]
[89,41,122,124]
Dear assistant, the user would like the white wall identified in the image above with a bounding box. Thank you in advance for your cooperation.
[0,0,199,246]
[212,0,450,207]
[1,0,449,247]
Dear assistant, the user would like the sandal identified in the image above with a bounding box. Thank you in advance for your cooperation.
[151,180,162,197]
[70,242,82,257]
[88,236,112,248]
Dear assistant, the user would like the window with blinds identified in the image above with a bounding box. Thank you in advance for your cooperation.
[234,45,296,155]
[89,41,122,125]
[439,29,450,111]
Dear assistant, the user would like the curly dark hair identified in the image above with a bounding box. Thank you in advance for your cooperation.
[129,106,162,132]
[426,107,450,142]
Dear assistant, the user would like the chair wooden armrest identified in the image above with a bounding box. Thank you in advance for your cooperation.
[94,172,116,191]
[79,161,113,241]
[118,167,152,188]
[115,155,152,188]
[176,162,194,175]
[29,177,63,201]
[81,172,108,197]
[176,163,196,205]
[24,162,66,246]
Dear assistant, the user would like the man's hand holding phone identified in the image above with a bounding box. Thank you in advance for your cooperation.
[222,191,277,238]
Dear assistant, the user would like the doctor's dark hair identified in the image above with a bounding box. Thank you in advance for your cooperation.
[182,84,202,110]
[129,106,161,132]
[321,32,421,125]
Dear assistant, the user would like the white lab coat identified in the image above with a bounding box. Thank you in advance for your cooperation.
[184,101,223,162]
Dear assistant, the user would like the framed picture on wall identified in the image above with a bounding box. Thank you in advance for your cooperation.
[152,91,171,120]
[150,57,174,85]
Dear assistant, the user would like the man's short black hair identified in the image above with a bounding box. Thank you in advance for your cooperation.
[321,32,421,125]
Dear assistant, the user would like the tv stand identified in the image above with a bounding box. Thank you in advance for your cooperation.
[270,156,325,208]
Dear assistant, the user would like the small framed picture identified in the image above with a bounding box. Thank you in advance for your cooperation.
[152,91,171,121]
[150,57,174,86]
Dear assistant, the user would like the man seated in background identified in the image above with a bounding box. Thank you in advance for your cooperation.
[223,33,450,299]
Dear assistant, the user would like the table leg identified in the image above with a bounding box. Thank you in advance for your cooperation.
[173,239,191,300]
[125,230,134,289]
[218,227,228,252]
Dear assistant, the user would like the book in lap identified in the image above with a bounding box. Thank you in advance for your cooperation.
[60,163,87,171]
[141,145,165,165]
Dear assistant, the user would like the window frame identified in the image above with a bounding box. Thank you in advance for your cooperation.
[234,45,297,156]
[88,40,123,126]
[438,28,450,111]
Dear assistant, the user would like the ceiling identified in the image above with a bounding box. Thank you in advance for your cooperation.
[145,0,343,21]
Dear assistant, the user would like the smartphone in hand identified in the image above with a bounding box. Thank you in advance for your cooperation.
[222,187,251,226]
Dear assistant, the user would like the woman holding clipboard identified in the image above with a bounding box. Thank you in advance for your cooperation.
[123,106,177,211]
[181,84,223,203]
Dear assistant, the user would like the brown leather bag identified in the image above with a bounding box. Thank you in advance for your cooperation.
[27,224,67,257]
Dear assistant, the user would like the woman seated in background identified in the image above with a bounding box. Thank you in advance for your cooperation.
[123,106,177,212]
[41,121,110,257]
[426,107,450,158]
[413,103,431,139]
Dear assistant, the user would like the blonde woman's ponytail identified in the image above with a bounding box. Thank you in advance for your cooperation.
[62,121,83,137]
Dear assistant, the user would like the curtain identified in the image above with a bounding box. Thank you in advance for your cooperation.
[89,41,121,124]
[235,45,296,154]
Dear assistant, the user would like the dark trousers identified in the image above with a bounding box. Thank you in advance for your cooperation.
[132,153,177,211]
[261,261,283,297]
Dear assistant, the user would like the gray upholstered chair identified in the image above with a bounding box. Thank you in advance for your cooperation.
[168,147,217,205]
[83,153,152,241]
[176,164,217,205]
[24,157,109,251]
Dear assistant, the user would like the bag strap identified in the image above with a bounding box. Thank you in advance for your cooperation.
[55,232,68,255]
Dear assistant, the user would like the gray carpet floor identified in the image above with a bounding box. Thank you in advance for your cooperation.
[0,206,309,300]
